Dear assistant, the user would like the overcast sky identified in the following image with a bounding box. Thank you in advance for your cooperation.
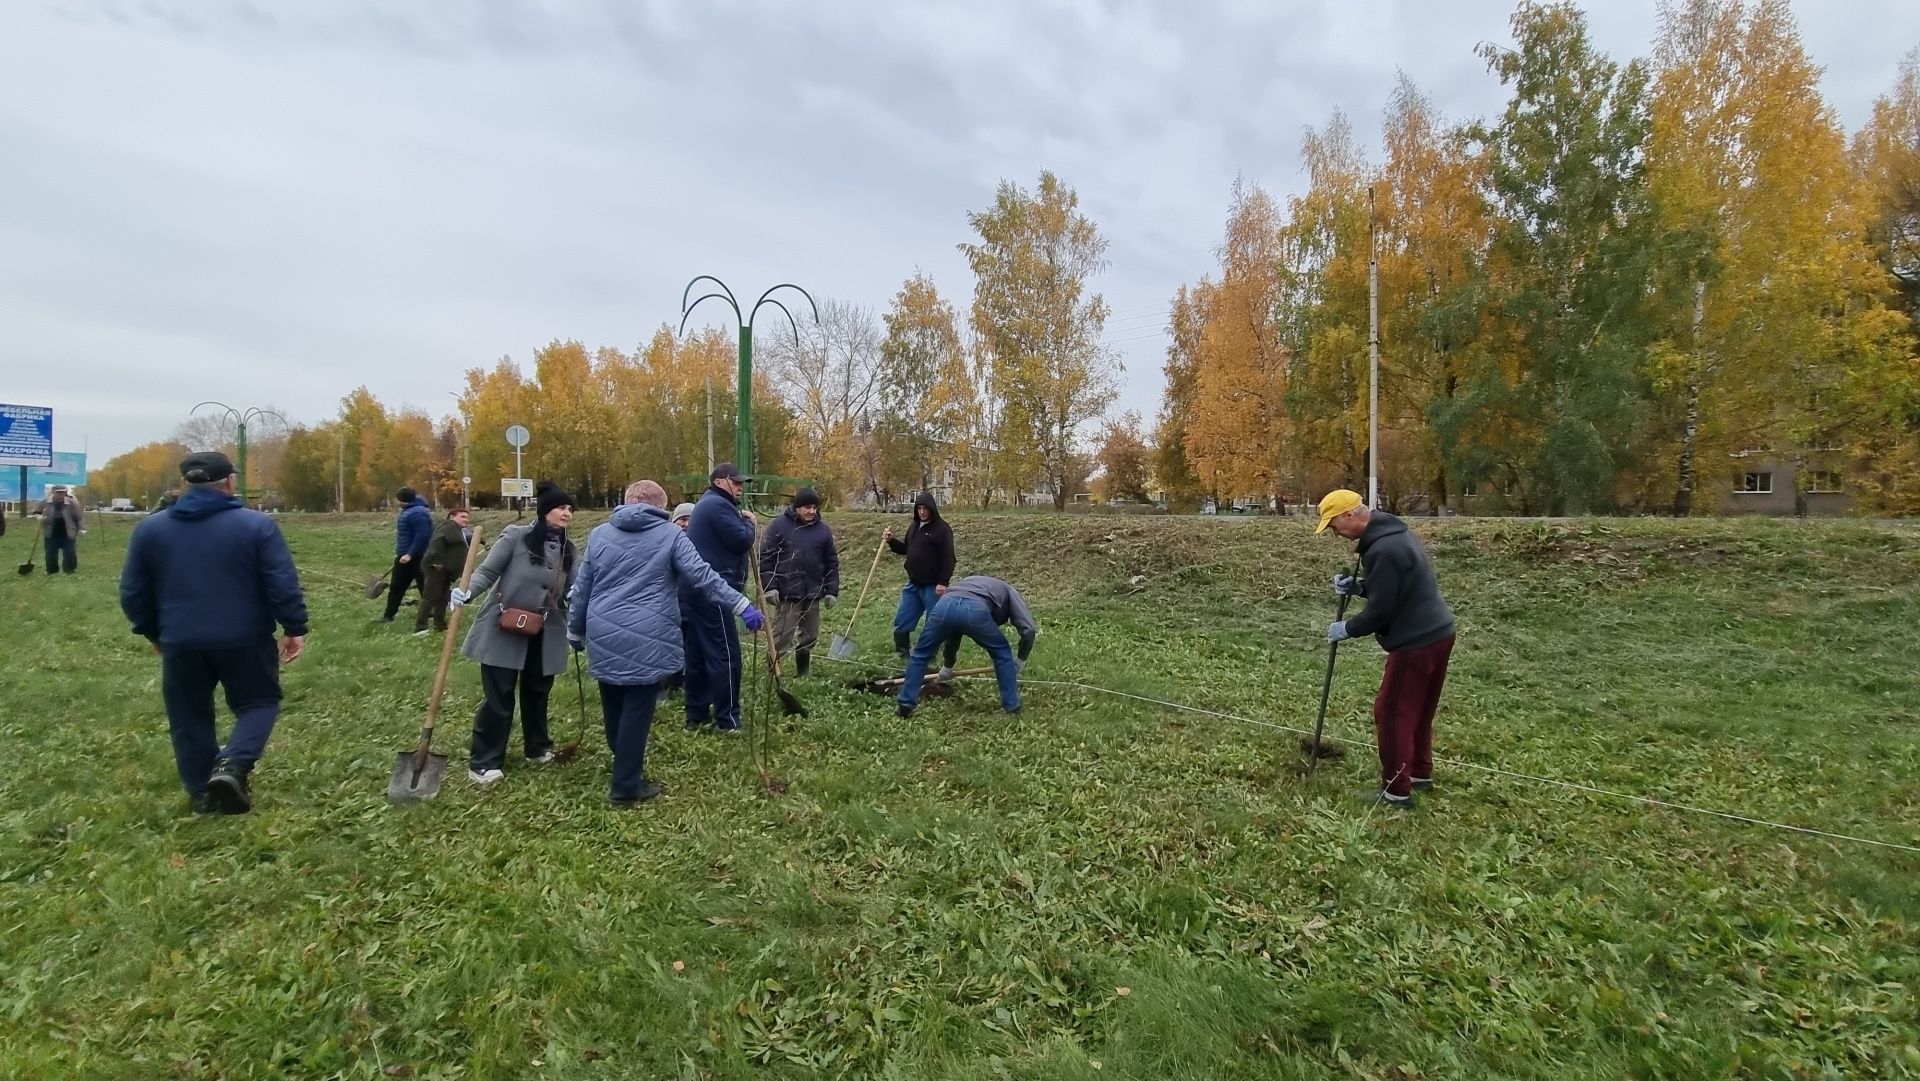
[3,0,1915,465]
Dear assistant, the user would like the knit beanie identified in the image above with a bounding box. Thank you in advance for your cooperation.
[535,480,575,519]
[792,487,821,509]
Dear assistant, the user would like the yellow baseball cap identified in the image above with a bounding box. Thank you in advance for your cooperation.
[1315,489,1364,533]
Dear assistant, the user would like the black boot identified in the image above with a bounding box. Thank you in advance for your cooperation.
[206,758,253,815]
[893,631,910,658]
[794,650,810,679]
[189,791,217,815]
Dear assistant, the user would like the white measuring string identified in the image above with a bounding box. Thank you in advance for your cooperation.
[978,674,1920,856]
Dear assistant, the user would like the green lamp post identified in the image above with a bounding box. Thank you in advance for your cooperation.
[679,276,818,476]
[190,402,286,504]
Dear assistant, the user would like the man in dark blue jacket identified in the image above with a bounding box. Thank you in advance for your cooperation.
[758,487,840,678]
[682,462,757,731]
[380,486,433,623]
[119,451,309,815]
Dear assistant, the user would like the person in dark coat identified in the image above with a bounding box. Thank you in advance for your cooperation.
[757,487,840,678]
[34,485,86,574]
[449,482,578,783]
[118,451,309,815]
[1319,489,1457,810]
[682,462,757,732]
[568,480,766,806]
[895,575,1037,718]
[884,490,955,657]
[413,506,472,635]
[379,486,433,623]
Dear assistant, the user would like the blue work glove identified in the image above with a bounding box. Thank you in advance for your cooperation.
[740,604,766,633]
[1328,621,1351,643]
[1333,572,1359,597]
[448,586,471,609]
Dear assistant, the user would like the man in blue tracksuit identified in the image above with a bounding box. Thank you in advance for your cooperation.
[683,462,757,731]
[896,575,1038,719]
[119,451,309,815]
[380,486,433,623]
[569,480,765,805]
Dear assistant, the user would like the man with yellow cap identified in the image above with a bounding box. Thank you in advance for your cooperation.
[1316,489,1456,809]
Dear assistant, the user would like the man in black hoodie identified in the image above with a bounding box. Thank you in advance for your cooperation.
[1318,489,1455,810]
[884,491,955,657]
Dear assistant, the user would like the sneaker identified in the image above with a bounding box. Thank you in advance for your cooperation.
[1360,789,1414,810]
[528,750,555,764]
[610,780,664,807]
[714,723,743,736]
[896,703,915,719]
[411,628,432,637]
[189,791,217,815]
[206,759,253,815]
[467,768,505,785]
[1411,777,1435,792]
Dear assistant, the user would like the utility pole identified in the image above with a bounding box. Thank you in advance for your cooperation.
[1367,185,1381,510]
[680,276,818,476]
[705,374,715,472]
[335,434,344,513]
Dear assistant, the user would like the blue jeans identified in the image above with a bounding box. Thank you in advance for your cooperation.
[161,641,283,795]
[898,597,1021,713]
[892,583,941,638]
[600,681,661,799]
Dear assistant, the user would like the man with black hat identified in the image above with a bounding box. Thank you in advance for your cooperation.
[683,462,757,731]
[757,487,840,678]
[119,451,309,815]
[379,485,433,624]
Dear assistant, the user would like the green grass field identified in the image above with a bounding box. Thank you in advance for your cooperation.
[2,511,1918,1080]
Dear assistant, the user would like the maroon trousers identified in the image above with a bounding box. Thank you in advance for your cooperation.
[1373,634,1455,797]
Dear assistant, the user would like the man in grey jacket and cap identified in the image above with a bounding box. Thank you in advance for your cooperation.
[569,480,766,806]
[896,574,1038,718]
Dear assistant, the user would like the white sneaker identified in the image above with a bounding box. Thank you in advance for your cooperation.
[528,750,555,764]
[411,629,432,637]
[467,768,504,785]
[937,666,954,682]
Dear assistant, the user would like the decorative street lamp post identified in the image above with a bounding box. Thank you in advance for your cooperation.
[678,277,818,475]
[190,402,287,504]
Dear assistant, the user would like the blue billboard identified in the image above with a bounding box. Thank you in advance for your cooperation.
[0,404,53,467]
[0,452,88,502]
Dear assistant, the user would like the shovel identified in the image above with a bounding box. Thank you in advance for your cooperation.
[829,533,889,661]
[1306,561,1360,775]
[16,529,36,576]
[363,574,389,599]
[750,532,809,718]
[551,651,589,764]
[388,527,484,801]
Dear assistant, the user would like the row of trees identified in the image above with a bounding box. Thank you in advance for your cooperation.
[1153,0,1920,515]
[95,0,1917,516]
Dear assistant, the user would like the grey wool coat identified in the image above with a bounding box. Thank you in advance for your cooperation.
[460,523,578,676]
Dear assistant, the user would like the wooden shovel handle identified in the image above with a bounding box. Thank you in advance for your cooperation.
[423,527,485,736]
[840,532,889,639]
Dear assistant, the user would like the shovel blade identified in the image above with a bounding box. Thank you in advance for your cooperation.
[17,563,34,576]
[828,634,857,660]
[364,575,389,599]
[387,750,449,801]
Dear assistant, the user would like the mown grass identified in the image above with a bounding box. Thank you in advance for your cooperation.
[2,511,1917,1080]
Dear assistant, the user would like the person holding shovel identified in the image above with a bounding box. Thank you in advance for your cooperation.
[34,485,85,575]
[568,480,766,806]
[413,506,471,637]
[757,487,839,679]
[118,451,308,815]
[449,481,578,784]
[1316,488,1456,810]
[884,491,954,658]
[683,463,757,733]
[895,575,1037,719]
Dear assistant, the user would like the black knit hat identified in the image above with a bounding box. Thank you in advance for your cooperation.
[396,486,418,504]
[792,487,821,508]
[535,480,575,519]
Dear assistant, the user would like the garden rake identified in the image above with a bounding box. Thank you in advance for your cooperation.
[388,526,484,801]
[1306,560,1360,775]
[829,532,888,661]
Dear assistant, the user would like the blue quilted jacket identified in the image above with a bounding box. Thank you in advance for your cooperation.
[568,503,749,686]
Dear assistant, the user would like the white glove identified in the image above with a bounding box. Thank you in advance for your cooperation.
[763,589,782,606]
[937,666,953,682]
[448,587,470,609]
[822,594,837,610]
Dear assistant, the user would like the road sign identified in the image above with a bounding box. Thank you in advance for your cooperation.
[461,476,472,486]
[501,478,533,498]
[0,404,53,467]
[505,424,530,448]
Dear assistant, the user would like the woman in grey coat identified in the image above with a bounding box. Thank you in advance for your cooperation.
[448,482,578,784]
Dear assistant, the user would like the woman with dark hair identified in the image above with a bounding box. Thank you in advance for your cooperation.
[449,481,578,783]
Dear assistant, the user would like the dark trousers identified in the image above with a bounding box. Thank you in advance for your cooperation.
[44,535,77,574]
[470,642,555,769]
[415,566,450,632]
[682,599,742,729]
[898,597,1021,712]
[601,681,662,799]
[1374,634,1455,798]
[381,555,423,620]
[161,641,283,796]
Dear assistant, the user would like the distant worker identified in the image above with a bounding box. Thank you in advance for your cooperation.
[413,505,472,636]
[895,574,1037,719]
[568,480,765,806]
[34,484,86,575]
[683,463,757,732]
[757,487,840,678]
[379,485,433,624]
[118,452,309,815]
[1317,489,1457,810]
[883,491,954,657]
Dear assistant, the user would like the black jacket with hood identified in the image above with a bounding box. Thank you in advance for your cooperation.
[1343,511,1454,652]
[888,492,955,588]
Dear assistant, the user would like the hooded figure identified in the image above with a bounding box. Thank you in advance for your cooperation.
[379,486,434,623]
[884,491,956,656]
